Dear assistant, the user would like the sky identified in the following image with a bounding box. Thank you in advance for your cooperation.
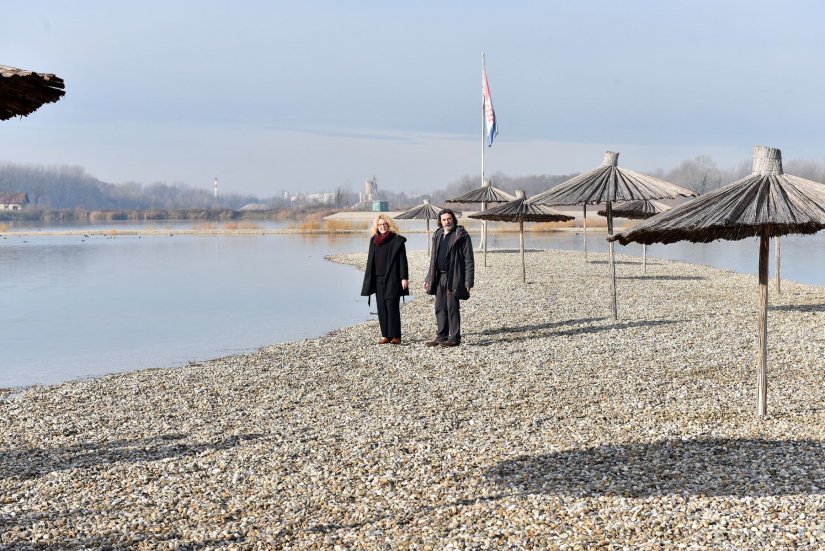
[3,0,825,197]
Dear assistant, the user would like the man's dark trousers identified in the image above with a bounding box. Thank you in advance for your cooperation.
[435,272,461,343]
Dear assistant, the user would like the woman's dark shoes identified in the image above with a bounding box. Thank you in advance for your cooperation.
[440,340,459,347]
[390,338,401,344]
[425,339,443,347]
[378,337,391,344]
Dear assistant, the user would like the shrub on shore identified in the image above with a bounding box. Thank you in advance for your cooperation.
[223,221,261,230]
[324,219,367,231]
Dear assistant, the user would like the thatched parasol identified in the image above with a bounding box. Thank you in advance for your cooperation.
[598,199,671,273]
[394,199,460,255]
[446,180,515,267]
[530,151,697,319]
[611,145,825,417]
[469,190,573,283]
[1,64,65,120]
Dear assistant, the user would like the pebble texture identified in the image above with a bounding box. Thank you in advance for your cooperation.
[1,248,823,549]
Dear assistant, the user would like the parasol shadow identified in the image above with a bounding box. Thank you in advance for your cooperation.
[487,438,825,498]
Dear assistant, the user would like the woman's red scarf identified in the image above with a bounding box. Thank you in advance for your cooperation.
[373,231,394,246]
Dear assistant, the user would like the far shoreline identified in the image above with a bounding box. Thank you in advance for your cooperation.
[0,226,607,237]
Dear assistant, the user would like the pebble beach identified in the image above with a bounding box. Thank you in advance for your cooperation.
[1,247,824,549]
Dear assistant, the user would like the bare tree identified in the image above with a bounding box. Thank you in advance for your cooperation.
[658,155,722,195]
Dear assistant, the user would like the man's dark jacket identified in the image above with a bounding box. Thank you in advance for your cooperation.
[425,226,474,299]
[361,234,410,301]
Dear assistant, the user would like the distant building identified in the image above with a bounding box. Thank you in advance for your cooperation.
[0,192,29,211]
[371,200,389,212]
[239,203,268,211]
[290,192,336,206]
[364,176,377,202]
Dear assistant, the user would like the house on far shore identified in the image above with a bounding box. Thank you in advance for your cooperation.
[0,192,29,211]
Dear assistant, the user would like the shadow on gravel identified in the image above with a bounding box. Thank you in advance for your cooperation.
[470,317,608,336]
[487,438,825,498]
[770,303,825,313]
[0,432,263,480]
[471,318,680,345]
[588,259,645,265]
[620,274,706,281]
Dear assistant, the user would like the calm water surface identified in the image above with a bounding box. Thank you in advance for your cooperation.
[1,232,371,388]
[2,226,823,388]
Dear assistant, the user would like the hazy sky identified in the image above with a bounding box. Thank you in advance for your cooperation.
[3,0,825,197]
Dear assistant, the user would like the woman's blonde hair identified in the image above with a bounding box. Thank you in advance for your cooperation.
[370,214,401,236]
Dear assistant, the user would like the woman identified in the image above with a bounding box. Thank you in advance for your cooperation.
[361,214,409,344]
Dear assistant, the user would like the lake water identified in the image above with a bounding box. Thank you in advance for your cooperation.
[2,226,823,388]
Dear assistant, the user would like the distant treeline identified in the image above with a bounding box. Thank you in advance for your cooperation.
[4,207,257,223]
[4,155,825,219]
[0,163,266,211]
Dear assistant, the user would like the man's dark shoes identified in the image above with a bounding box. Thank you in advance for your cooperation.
[440,340,459,347]
[425,339,443,347]
[390,338,401,345]
[378,337,391,345]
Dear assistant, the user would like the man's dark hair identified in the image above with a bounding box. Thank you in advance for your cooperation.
[437,208,458,228]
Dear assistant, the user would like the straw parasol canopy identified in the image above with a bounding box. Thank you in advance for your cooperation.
[597,199,671,220]
[1,64,65,120]
[470,190,573,283]
[611,145,825,417]
[530,151,697,319]
[446,180,516,204]
[394,199,460,254]
[598,199,672,273]
[446,180,516,267]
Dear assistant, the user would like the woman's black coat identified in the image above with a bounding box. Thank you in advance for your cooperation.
[361,233,410,301]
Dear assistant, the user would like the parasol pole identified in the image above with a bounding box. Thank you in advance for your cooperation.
[775,236,781,295]
[642,244,647,274]
[426,217,431,255]
[607,201,617,320]
[520,218,525,283]
[757,230,770,417]
[582,203,587,262]
[582,204,588,262]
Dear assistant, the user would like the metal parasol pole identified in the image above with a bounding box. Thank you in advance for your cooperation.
[426,218,431,255]
[775,236,781,295]
[607,201,617,320]
[757,231,770,416]
[519,217,525,283]
[582,204,588,262]
[643,243,647,274]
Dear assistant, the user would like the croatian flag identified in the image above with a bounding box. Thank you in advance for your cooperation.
[482,61,498,147]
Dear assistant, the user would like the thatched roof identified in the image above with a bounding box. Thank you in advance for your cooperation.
[0,64,65,120]
[530,151,696,206]
[395,200,459,220]
[445,181,515,204]
[611,146,825,245]
[597,199,671,220]
[469,191,574,223]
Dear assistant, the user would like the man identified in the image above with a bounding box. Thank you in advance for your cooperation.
[423,208,475,347]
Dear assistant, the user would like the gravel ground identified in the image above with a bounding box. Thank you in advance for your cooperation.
[1,248,823,549]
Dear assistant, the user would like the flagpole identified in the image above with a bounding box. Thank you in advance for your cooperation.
[480,52,487,256]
